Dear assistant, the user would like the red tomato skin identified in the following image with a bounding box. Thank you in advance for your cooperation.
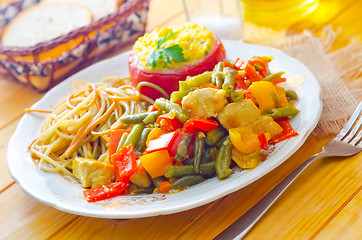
[128,36,226,100]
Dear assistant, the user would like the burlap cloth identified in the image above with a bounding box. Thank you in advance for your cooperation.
[249,27,362,137]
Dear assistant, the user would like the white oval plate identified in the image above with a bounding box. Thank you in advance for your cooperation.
[7,40,322,218]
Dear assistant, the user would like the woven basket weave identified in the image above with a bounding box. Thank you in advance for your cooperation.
[0,0,150,91]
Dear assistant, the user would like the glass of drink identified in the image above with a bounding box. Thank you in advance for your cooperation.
[182,0,243,40]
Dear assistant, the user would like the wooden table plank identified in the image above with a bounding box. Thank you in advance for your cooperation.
[316,190,362,240]
[244,150,362,239]
[0,80,43,130]
[0,120,19,190]
[0,184,79,239]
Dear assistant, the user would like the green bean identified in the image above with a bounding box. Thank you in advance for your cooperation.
[171,175,204,189]
[272,91,280,108]
[120,111,161,124]
[201,147,218,163]
[262,71,285,82]
[175,133,193,162]
[117,133,129,150]
[254,63,263,71]
[179,72,212,91]
[212,62,224,87]
[285,89,298,100]
[170,88,194,103]
[205,125,228,146]
[222,67,237,93]
[215,136,232,179]
[165,162,215,178]
[263,106,300,119]
[230,90,244,102]
[135,128,152,152]
[154,98,190,122]
[143,111,162,124]
[183,157,194,165]
[193,132,205,172]
[152,176,167,188]
[123,123,144,148]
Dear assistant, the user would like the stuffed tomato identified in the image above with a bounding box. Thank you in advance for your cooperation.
[129,23,226,99]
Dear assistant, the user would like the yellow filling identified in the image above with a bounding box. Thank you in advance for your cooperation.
[133,23,214,70]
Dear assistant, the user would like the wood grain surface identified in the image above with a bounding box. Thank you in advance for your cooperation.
[0,0,361,239]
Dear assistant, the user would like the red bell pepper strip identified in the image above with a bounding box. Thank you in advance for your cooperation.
[111,144,137,182]
[270,77,286,85]
[183,118,219,134]
[232,57,245,70]
[156,113,183,132]
[168,129,184,157]
[258,133,269,150]
[269,121,299,144]
[83,182,128,202]
[249,59,267,78]
[235,75,250,90]
[145,130,180,153]
[245,63,262,82]
[109,129,131,161]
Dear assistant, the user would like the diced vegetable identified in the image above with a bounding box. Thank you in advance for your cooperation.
[156,113,183,131]
[175,133,193,162]
[123,123,145,148]
[248,81,278,112]
[83,182,128,202]
[140,150,173,178]
[109,129,131,159]
[165,162,215,178]
[269,121,299,144]
[172,175,204,189]
[145,130,180,153]
[263,106,300,119]
[193,132,205,172]
[231,148,263,169]
[183,118,219,134]
[158,181,172,193]
[154,98,190,122]
[229,127,261,154]
[258,133,269,150]
[111,144,137,183]
[215,136,232,179]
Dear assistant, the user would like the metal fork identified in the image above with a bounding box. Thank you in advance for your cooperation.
[215,101,362,240]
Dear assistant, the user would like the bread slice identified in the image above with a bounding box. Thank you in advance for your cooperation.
[42,0,123,20]
[1,3,92,47]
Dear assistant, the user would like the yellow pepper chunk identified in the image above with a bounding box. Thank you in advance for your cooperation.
[140,150,173,178]
[248,81,278,112]
[254,115,283,138]
[146,128,166,146]
[231,147,264,169]
[229,127,261,154]
[275,86,289,108]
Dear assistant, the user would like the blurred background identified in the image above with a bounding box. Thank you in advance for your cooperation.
[147,0,361,49]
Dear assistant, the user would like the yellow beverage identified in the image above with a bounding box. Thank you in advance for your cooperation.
[241,0,320,28]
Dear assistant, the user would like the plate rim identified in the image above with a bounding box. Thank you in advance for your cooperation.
[7,40,323,218]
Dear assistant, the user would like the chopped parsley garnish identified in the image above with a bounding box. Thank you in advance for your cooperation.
[147,32,185,68]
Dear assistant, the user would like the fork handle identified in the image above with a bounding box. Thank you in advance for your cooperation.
[214,153,327,240]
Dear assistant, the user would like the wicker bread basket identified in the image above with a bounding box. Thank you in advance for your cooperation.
[0,0,150,91]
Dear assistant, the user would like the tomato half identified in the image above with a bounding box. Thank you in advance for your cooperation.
[128,35,226,100]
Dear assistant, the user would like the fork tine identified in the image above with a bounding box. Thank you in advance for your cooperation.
[345,116,362,144]
[339,101,362,138]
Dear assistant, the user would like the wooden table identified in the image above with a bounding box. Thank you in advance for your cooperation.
[1,0,361,239]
